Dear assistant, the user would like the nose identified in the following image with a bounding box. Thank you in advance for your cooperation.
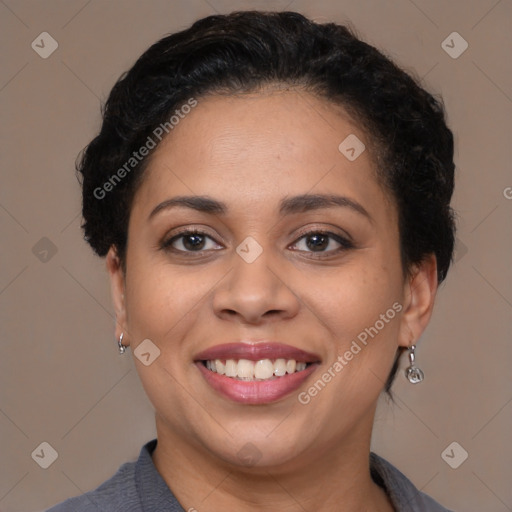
[212,247,300,325]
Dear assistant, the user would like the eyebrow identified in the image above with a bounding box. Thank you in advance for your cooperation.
[148,193,372,221]
[279,194,371,220]
[149,196,226,219]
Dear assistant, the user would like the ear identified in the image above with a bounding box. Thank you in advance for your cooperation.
[106,246,128,347]
[397,254,439,348]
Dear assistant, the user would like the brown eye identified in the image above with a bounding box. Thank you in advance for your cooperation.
[304,233,330,251]
[161,230,223,253]
[181,233,206,251]
[290,231,353,254]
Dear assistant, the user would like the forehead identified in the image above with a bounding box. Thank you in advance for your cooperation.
[132,90,393,219]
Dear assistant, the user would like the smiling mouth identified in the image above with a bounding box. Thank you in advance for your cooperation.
[194,341,321,403]
[201,358,312,381]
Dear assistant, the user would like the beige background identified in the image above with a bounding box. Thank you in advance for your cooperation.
[1,0,511,511]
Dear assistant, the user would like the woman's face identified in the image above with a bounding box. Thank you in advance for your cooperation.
[108,90,435,470]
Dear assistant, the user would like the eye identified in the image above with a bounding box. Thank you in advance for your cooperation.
[161,229,223,253]
[290,230,353,255]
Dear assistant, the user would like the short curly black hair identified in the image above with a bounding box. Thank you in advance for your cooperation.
[78,10,456,393]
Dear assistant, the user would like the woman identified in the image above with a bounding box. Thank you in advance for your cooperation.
[48,10,455,512]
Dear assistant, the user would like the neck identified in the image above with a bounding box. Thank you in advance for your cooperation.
[152,409,394,512]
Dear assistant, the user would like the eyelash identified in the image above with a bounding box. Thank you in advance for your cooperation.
[160,228,354,258]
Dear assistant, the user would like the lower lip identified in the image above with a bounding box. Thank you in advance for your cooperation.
[196,362,318,404]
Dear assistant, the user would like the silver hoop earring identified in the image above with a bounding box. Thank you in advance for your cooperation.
[405,344,424,384]
[118,333,128,354]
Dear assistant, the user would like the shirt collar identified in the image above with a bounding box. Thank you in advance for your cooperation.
[135,439,184,512]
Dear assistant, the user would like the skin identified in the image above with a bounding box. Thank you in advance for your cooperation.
[106,89,438,512]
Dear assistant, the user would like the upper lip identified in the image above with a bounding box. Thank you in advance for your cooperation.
[194,342,321,363]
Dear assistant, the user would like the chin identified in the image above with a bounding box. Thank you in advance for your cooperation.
[200,421,313,470]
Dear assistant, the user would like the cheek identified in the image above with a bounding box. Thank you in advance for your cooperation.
[309,253,403,383]
[124,266,175,340]
[122,258,208,427]
[124,251,203,336]
[317,259,401,334]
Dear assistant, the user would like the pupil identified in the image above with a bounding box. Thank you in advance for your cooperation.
[307,234,328,251]
[184,234,205,250]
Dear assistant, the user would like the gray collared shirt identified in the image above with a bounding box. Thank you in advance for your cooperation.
[46,439,452,511]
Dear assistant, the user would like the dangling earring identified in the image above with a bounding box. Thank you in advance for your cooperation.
[118,333,128,354]
[405,344,424,384]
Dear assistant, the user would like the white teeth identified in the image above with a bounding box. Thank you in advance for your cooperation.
[237,359,254,379]
[225,359,237,377]
[286,359,296,374]
[254,359,274,379]
[215,359,225,375]
[205,358,310,380]
[274,358,287,377]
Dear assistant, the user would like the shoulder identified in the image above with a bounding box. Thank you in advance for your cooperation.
[45,458,139,512]
[45,439,183,512]
[370,452,453,512]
